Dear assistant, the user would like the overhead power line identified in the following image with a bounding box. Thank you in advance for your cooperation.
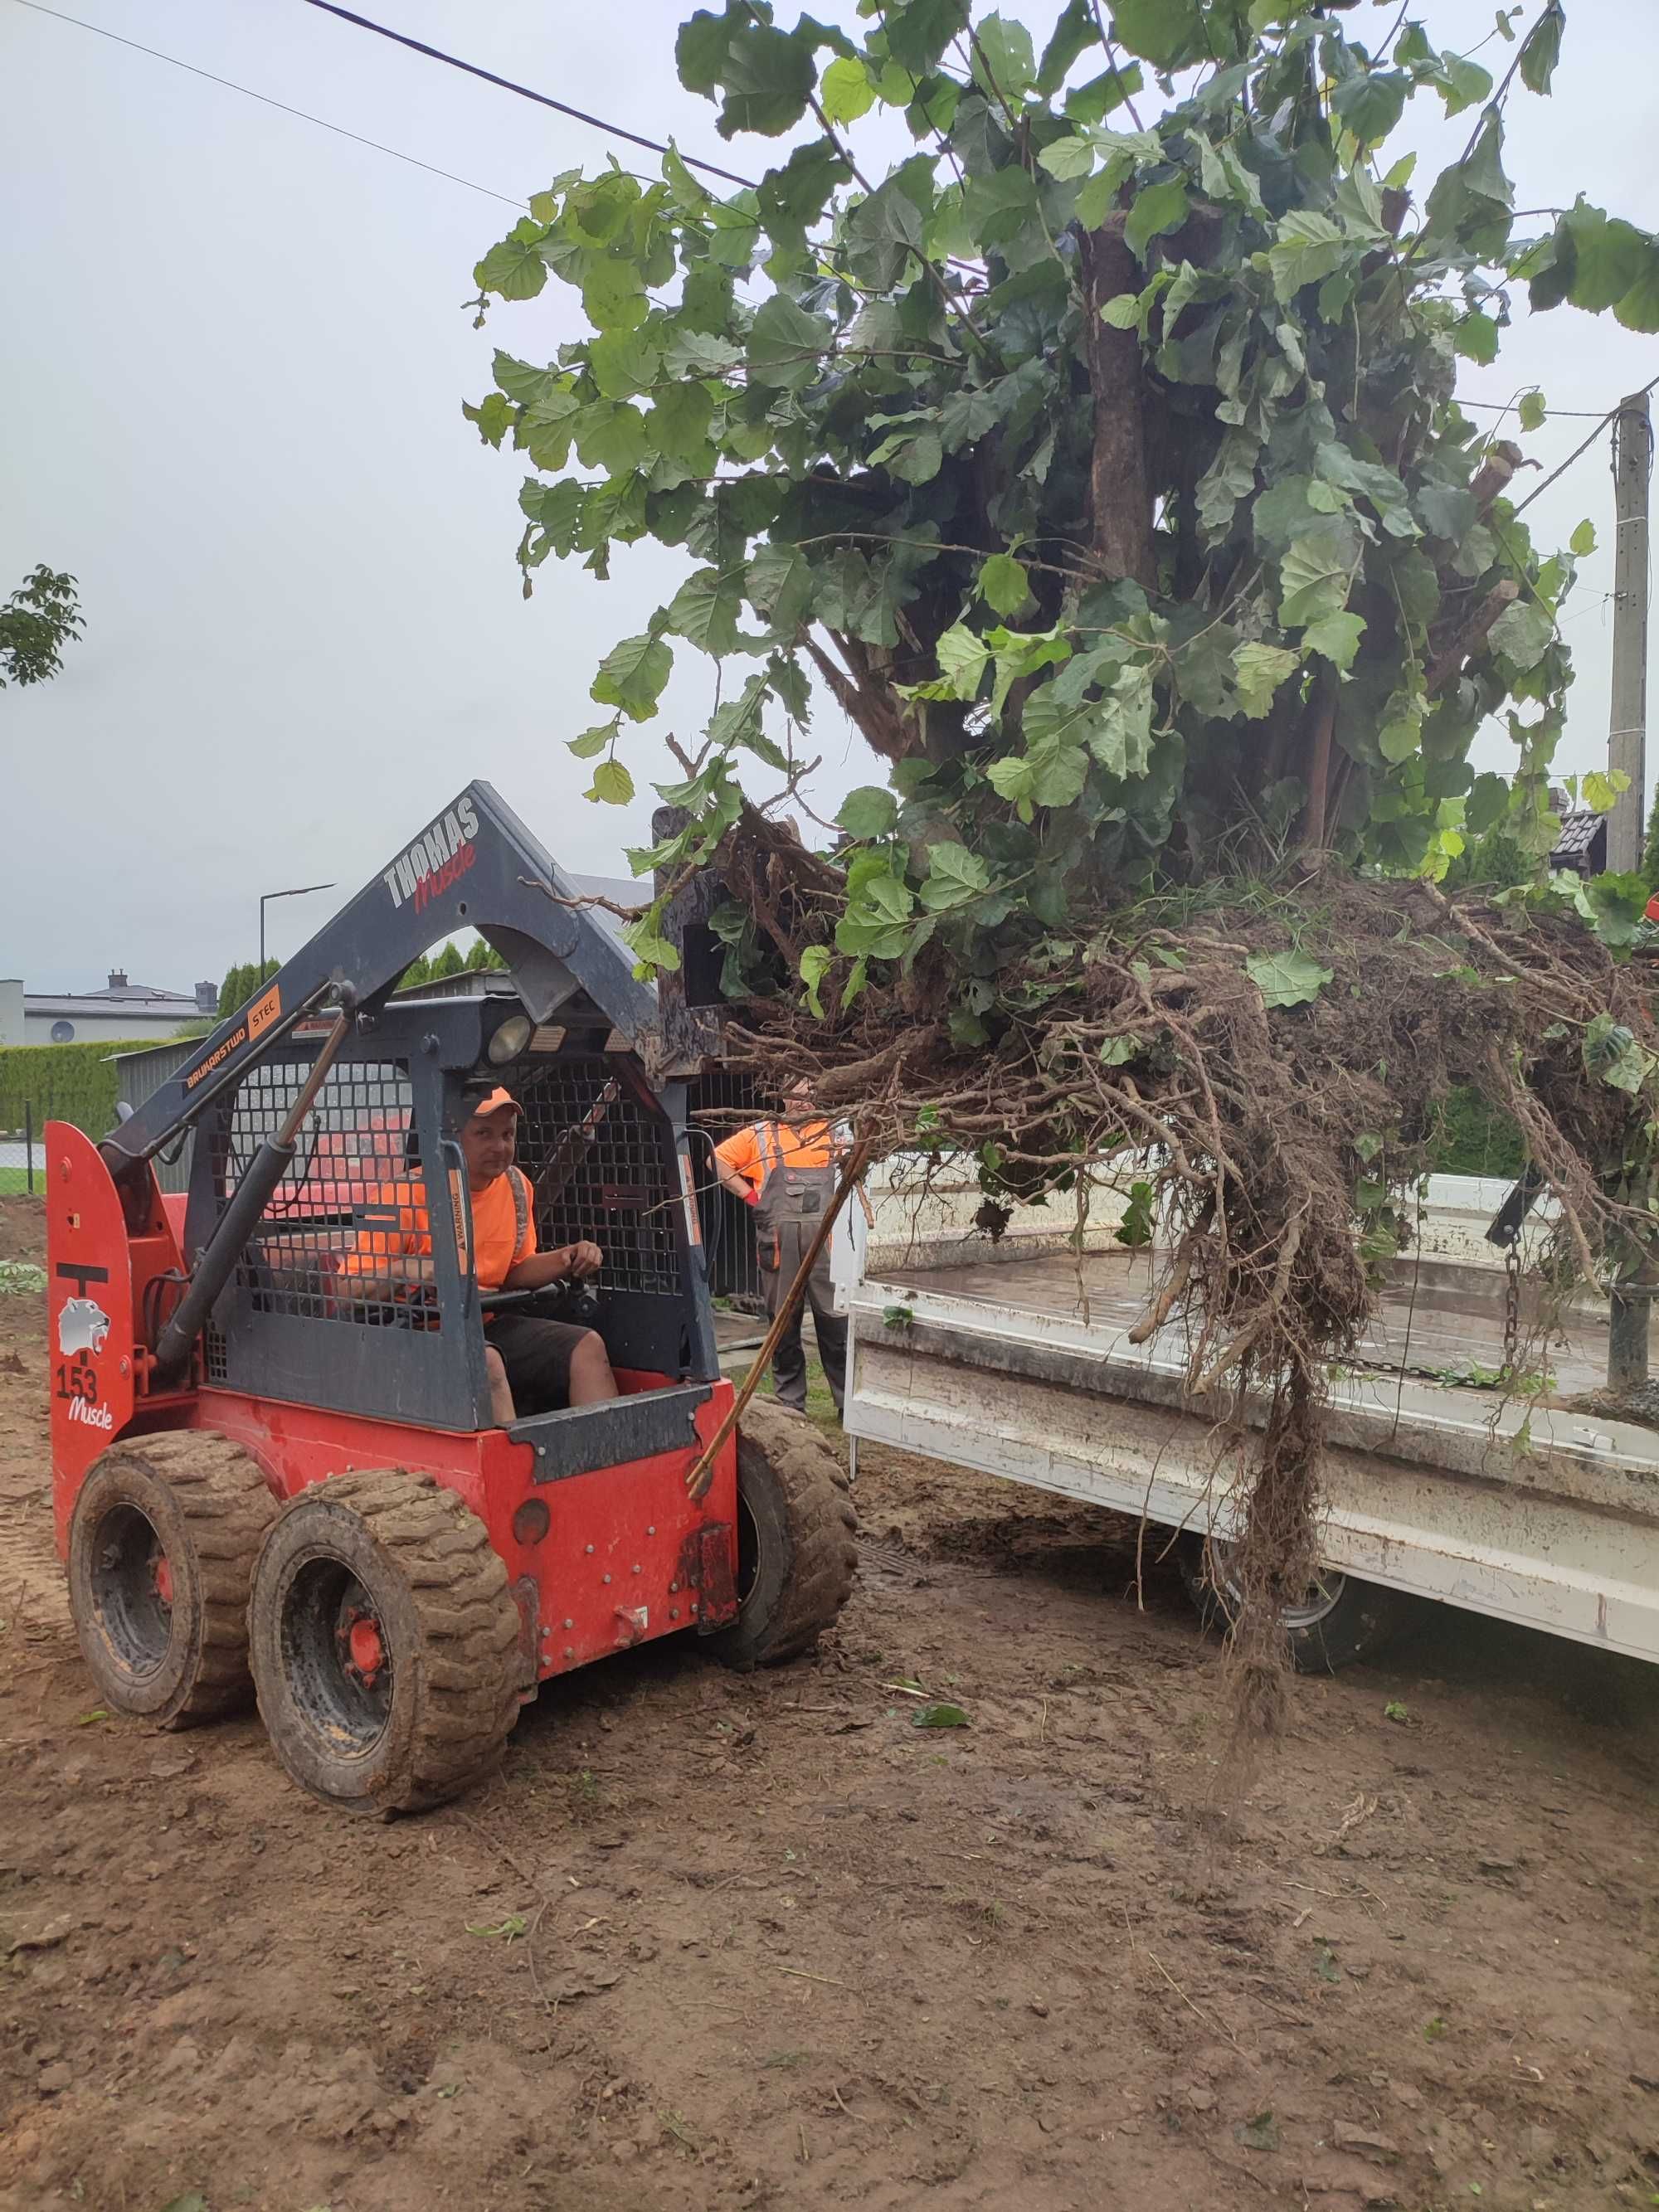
[9,0,526,206]
[1513,372,1659,518]
[299,0,758,191]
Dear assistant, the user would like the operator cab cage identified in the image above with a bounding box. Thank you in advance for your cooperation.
[107,785,721,1462]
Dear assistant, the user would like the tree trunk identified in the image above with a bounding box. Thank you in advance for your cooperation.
[1079,222,1157,592]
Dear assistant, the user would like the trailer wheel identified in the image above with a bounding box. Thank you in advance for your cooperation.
[707,1400,858,1671]
[67,1432,276,1728]
[1179,1536,1403,1673]
[249,1470,520,1816]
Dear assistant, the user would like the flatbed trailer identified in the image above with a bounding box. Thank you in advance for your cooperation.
[837,1233,1659,1669]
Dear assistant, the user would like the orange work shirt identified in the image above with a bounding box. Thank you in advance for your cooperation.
[342,1168,536,1292]
[713,1120,835,1192]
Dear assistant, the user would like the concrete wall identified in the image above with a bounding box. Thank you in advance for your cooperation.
[21,1008,189,1046]
[0,980,21,1048]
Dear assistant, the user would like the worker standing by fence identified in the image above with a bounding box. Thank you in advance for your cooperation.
[713,1080,850,1419]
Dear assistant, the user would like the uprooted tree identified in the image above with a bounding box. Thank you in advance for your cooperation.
[463,0,1659,1725]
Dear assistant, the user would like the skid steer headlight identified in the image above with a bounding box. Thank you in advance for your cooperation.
[488,1014,533,1065]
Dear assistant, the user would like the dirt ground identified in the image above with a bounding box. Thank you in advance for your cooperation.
[2,1194,1657,2212]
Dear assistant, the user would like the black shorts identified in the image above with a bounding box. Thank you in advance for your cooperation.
[482,1313,593,1415]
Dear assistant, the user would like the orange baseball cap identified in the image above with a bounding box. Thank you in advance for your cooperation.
[467,1085,522,1119]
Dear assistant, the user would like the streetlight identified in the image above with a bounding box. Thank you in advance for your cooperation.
[259,882,335,975]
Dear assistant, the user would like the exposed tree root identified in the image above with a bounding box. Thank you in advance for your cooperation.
[714,857,1657,1739]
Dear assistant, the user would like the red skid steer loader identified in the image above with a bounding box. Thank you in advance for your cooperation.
[47,783,854,1813]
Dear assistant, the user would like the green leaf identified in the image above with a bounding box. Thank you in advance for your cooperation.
[800,945,832,1017]
[1099,1033,1144,1066]
[986,759,1036,823]
[591,632,672,722]
[1301,610,1366,673]
[1487,600,1554,672]
[573,400,650,474]
[714,17,817,138]
[912,1701,970,1728]
[1570,518,1597,557]
[662,566,742,655]
[567,720,620,760]
[1279,532,1355,629]
[462,391,513,450]
[160,2196,211,2212]
[1433,52,1494,116]
[1613,245,1659,333]
[919,843,992,910]
[1038,0,1097,94]
[1124,179,1189,262]
[1331,67,1409,144]
[1246,948,1333,1009]
[492,349,559,404]
[747,294,834,390]
[1115,1179,1155,1248]
[971,13,1037,100]
[581,258,648,333]
[1518,2,1563,93]
[1266,211,1349,304]
[1038,134,1099,182]
[1233,642,1300,719]
[1098,291,1142,329]
[820,54,874,124]
[980,553,1032,617]
[623,916,681,975]
[1518,389,1546,433]
[1111,0,1201,70]
[586,757,635,806]
[474,229,548,301]
[1453,311,1501,365]
[1560,200,1647,314]
[838,785,898,840]
[937,623,991,700]
[651,381,716,464]
[939,383,1005,450]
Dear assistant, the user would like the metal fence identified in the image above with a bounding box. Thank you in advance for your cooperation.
[0,1108,46,1195]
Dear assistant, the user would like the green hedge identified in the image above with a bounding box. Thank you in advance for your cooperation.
[0,1039,154,1140]
[1433,1087,1525,1179]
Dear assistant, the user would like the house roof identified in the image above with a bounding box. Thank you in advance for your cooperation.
[1551,808,1603,863]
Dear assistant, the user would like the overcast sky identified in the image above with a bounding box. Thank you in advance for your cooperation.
[2,0,1653,993]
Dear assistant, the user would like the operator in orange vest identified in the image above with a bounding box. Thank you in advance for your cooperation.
[348,1085,617,1425]
[713,1078,849,1418]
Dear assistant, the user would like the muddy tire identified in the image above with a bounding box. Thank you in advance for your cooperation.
[249,1470,519,1816]
[707,1399,857,1671]
[1179,1536,1404,1674]
[67,1431,276,1728]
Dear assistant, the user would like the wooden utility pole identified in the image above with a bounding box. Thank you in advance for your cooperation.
[1606,391,1654,1398]
[1605,390,1651,875]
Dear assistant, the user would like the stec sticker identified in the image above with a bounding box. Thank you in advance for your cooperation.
[246,982,282,1042]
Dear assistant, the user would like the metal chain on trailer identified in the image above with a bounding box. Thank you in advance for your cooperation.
[1502,1232,1523,1383]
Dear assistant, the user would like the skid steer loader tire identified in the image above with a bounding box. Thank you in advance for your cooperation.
[707,1399,857,1671]
[249,1469,519,1816]
[67,1432,276,1728]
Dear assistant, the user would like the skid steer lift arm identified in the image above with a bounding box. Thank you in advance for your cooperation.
[102,781,659,1383]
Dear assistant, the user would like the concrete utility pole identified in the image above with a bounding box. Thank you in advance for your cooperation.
[1605,389,1651,876]
[1604,391,1652,1399]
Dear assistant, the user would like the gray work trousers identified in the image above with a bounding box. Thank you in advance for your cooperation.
[761,1218,848,1416]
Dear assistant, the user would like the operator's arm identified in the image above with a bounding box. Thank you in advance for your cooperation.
[347,1252,435,1303]
[502,1242,603,1291]
[713,1128,761,1205]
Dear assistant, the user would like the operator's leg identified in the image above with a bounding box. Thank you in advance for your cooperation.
[484,1344,516,1425]
[766,1226,809,1412]
[567,1328,619,1406]
[805,1255,848,1417]
[486,1315,617,1415]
